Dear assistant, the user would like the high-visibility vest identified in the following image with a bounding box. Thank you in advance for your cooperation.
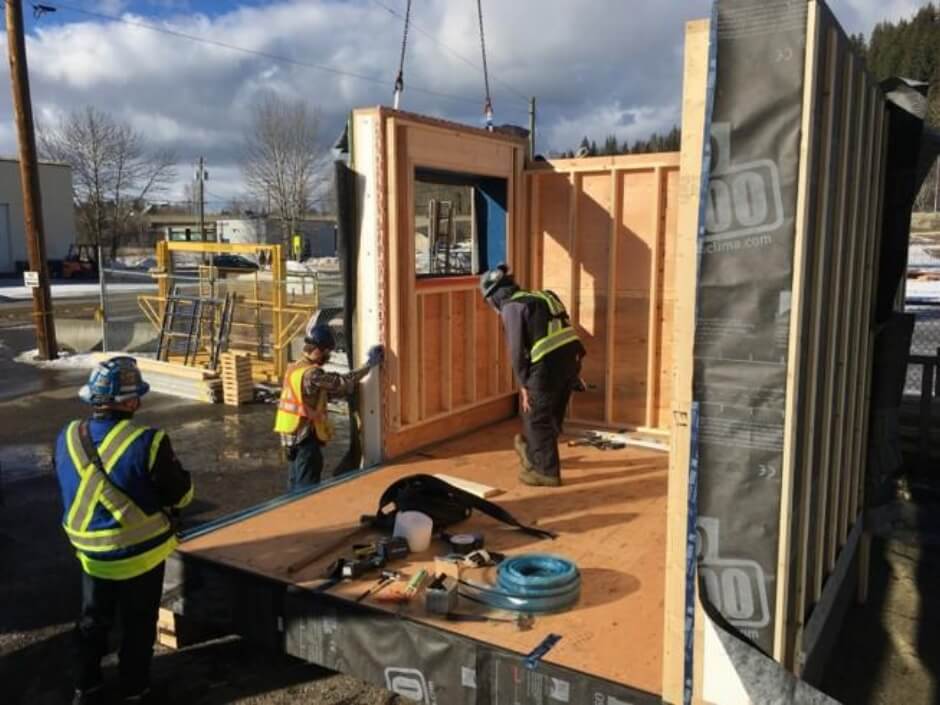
[56,419,191,580]
[273,361,335,442]
[510,289,581,363]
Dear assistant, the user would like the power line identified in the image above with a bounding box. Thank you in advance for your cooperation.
[40,1,485,106]
[368,0,530,105]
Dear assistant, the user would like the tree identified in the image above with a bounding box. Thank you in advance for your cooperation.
[602,134,619,155]
[39,106,176,255]
[242,94,322,244]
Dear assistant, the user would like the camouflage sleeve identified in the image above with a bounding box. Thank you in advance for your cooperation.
[302,365,371,399]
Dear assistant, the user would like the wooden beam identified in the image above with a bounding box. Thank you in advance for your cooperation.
[661,18,709,705]
[568,172,581,418]
[826,52,858,573]
[789,13,837,667]
[645,166,666,429]
[776,0,821,665]
[832,60,865,550]
[385,118,404,431]
[444,292,453,412]
[605,169,621,425]
[813,33,849,600]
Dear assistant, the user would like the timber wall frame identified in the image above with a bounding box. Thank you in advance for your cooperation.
[352,108,680,463]
[527,154,680,432]
[662,4,890,702]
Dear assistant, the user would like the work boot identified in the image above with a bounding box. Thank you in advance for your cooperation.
[518,468,561,487]
[513,434,534,471]
[71,685,105,705]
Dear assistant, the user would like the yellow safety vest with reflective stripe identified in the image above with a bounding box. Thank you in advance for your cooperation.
[273,361,335,442]
[510,289,581,363]
[62,420,179,580]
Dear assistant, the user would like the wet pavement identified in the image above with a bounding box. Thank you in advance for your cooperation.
[0,322,398,705]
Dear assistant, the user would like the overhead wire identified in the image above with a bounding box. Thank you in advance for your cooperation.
[367,0,530,106]
[36,1,486,106]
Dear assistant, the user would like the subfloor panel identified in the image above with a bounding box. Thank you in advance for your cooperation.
[178,420,669,695]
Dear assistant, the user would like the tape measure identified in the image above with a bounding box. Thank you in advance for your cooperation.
[444,532,484,555]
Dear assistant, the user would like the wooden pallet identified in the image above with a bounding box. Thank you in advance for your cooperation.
[220,352,254,406]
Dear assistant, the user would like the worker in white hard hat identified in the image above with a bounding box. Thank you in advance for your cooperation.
[480,264,585,487]
[55,356,193,705]
[274,323,385,490]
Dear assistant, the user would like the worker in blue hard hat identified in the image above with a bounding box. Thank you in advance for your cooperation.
[275,321,385,491]
[55,356,193,705]
[480,264,585,487]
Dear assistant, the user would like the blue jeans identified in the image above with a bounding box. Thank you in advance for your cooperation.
[287,435,324,491]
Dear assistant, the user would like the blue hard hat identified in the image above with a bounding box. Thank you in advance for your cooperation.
[304,323,336,349]
[79,356,150,405]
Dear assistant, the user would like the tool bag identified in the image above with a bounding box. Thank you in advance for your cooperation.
[363,474,555,540]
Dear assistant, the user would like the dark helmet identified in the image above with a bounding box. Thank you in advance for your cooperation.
[304,323,336,349]
[479,263,512,299]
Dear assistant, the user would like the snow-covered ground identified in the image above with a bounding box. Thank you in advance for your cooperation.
[14,349,99,369]
[0,281,157,301]
[287,257,340,273]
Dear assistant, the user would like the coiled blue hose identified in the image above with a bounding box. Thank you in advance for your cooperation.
[459,554,580,613]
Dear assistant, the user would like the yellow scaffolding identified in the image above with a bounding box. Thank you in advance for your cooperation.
[143,240,318,382]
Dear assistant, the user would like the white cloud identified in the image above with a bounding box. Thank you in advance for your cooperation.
[0,0,929,201]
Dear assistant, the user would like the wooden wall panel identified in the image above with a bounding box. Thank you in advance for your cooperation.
[364,110,526,459]
[527,156,679,433]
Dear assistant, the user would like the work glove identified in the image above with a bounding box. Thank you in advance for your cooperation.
[367,345,386,368]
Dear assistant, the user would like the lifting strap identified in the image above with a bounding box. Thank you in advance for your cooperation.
[393,0,412,109]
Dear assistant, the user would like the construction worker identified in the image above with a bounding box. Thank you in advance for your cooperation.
[54,356,193,705]
[480,264,585,487]
[275,323,384,490]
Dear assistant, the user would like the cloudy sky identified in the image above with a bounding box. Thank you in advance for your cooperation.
[0,0,930,205]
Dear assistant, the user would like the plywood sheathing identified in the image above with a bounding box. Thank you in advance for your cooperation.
[527,153,680,432]
[179,420,669,695]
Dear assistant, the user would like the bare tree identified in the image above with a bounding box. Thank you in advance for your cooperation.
[242,94,321,244]
[39,106,176,255]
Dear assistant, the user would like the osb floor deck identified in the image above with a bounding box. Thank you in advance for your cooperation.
[179,420,669,695]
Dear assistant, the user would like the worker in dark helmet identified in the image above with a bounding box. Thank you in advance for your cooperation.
[55,356,193,704]
[480,264,585,487]
[275,321,385,490]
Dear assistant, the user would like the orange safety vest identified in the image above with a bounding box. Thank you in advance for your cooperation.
[273,361,335,442]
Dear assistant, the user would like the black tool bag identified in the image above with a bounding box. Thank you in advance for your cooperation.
[363,474,555,540]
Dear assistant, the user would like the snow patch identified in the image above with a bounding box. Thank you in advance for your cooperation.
[14,349,99,370]
[0,282,157,301]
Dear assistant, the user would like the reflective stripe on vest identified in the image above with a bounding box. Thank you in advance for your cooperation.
[62,420,172,554]
[273,362,334,441]
[510,290,581,363]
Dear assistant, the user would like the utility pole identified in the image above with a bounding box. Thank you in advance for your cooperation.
[6,0,57,360]
[197,157,207,242]
[528,97,537,159]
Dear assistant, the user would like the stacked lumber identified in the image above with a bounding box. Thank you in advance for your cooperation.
[91,354,221,403]
[220,352,254,406]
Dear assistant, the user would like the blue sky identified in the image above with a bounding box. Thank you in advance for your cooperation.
[3,0,931,203]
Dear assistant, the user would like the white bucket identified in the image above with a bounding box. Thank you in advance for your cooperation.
[393,511,433,552]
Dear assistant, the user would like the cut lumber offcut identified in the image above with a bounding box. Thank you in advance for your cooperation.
[433,473,504,498]
[220,352,254,406]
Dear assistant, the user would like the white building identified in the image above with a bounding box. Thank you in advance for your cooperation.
[0,157,76,274]
[217,215,337,258]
